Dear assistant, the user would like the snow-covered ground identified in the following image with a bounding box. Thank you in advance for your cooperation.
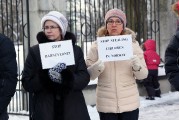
[9,91,179,120]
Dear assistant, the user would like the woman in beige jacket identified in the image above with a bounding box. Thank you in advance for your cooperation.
[86,8,148,120]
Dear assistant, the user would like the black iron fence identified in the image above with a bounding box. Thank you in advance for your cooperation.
[0,0,163,116]
[66,0,161,54]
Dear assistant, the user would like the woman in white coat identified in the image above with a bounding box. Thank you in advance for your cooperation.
[86,8,148,120]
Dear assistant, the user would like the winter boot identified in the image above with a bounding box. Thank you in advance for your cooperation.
[146,96,155,100]
[155,88,161,98]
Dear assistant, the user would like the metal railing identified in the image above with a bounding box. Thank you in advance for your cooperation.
[67,0,160,55]
[0,0,161,116]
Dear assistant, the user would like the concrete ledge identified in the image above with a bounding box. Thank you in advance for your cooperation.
[83,84,97,106]
[137,75,171,96]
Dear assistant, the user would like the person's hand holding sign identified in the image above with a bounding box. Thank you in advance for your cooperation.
[48,62,74,92]
[48,62,66,84]
[131,55,142,72]
[87,60,105,80]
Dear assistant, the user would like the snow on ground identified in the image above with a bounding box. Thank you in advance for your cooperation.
[139,92,179,120]
[9,91,179,120]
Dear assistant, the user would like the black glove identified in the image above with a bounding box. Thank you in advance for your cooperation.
[48,63,66,84]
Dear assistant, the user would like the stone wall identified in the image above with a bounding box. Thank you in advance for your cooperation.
[159,0,177,60]
[24,0,66,46]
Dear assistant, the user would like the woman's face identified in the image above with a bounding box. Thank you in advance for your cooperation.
[106,17,124,36]
[43,20,62,41]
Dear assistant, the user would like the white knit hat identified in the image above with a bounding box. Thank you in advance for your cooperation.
[41,11,68,38]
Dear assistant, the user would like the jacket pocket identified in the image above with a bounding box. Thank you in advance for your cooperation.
[122,81,135,87]
[97,82,111,88]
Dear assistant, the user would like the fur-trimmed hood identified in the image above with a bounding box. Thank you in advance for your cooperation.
[36,31,76,45]
[97,26,137,42]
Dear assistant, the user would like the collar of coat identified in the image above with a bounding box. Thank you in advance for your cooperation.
[97,26,137,42]
[36,31,76,45]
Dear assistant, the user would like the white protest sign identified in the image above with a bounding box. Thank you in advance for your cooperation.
[97,35,133,62]
[39,40,75,69]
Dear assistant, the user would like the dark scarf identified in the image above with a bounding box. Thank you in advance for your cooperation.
[36,31,76,45]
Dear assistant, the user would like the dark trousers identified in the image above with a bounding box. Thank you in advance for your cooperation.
[98,108,139,120]
[143,70,160,97]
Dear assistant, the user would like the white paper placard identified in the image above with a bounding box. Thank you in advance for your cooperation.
[97,35,133,62]
[39,40,75,69]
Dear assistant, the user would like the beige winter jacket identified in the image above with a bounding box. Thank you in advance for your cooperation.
[86,26,148,113]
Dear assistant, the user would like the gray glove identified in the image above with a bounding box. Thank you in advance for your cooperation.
[48,63,66,84]
[87,60,105,80]
[131,55,142,71]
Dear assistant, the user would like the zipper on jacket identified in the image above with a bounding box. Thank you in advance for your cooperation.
[114,61,120,112]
